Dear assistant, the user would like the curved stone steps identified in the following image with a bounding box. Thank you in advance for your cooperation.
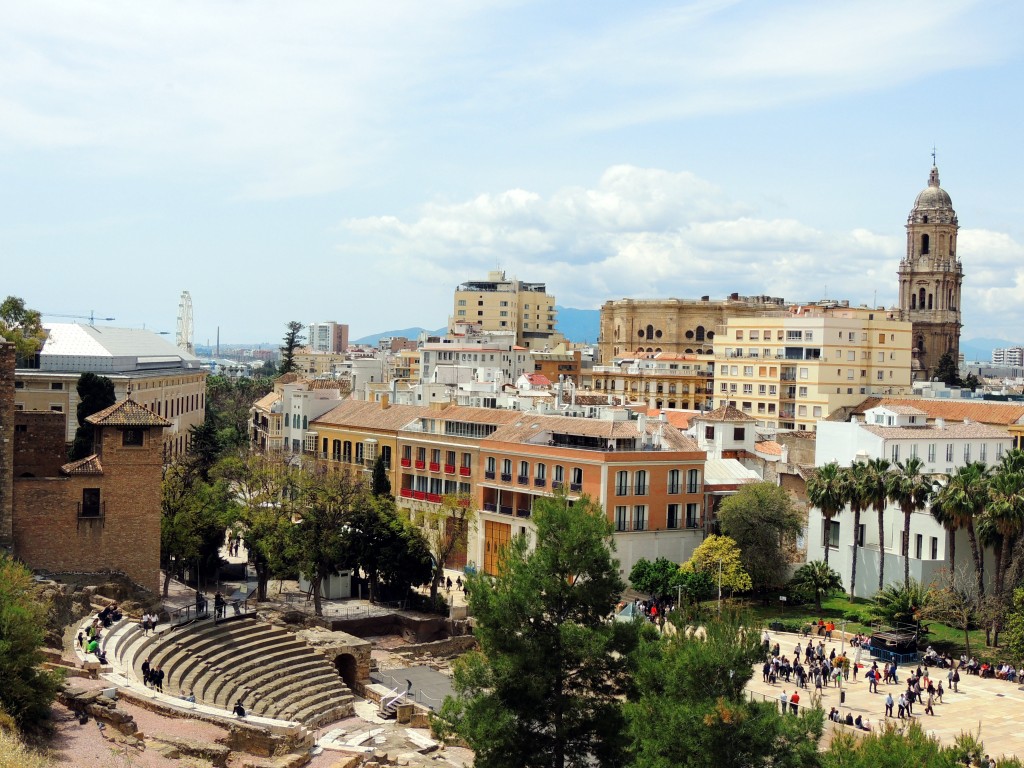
[190,636,310,704]
[219,657,329,711]
[156,620,270,691]
[276,682,351,720]
[256,675,343,717]
[172,625,295,696]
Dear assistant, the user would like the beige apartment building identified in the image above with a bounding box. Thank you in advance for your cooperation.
[592,352,714,410]
[450,270,565,349]
[714,304,913,431]
[293,348,347,377]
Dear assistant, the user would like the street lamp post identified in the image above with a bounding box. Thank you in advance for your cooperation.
[717,558,723,615]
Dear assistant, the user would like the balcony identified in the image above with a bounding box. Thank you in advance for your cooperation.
[569,482,582,492]
[400,457,412,467]
[426,493,442,504]
[534,478,546,488]
[400,488,415,499]
[429,462,441,472]
[483,502,497,512]
[499,505,513,516]
[485,470,496,480]
[415,460,426,470]
[552,480,563,490]
[517,475,529,485]
[501,473,512,482]
[414,490,426,500]
[459,466,471,477]
[516,508,531,518]
[444,464,456,474]
[77,501,105,528]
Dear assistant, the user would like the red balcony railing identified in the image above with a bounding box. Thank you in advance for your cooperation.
[414,490,426,500]
[426,493,442,504]
[429,462,441,472]
[400,458,412,468]
[400,488,414,498]
[415,460,426,469]
[444,464,456,474]
[459,466,471,476]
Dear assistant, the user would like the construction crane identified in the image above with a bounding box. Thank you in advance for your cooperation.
[41,311,115,325]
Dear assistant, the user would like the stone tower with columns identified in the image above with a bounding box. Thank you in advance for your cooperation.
[897,163,963,381]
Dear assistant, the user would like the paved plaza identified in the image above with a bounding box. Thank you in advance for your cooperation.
[746,629,1024,757]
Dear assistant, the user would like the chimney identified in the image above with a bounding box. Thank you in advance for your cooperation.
[936,417,945,430]
[381,393,390,410]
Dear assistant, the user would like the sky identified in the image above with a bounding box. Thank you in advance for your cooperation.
[2,0,1023,346]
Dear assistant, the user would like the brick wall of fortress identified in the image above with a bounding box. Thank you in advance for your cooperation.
[598,296,788,361]
[0,343,14,548]
[14,411,66,478]
[12,424,162,593]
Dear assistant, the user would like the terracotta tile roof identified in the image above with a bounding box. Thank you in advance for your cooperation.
[85,398,171,427]
[61,454,103,475]
[484,413,700,453]
[311,399,423,431]
[568,393,624,406]
[696,404,756,422]
[253,391,280,410]
[275,372,302,384]
[875,404,927,415]
[525,373,552,387]
[646,409,700,429]
[851,397,1024,426]
[756,440,784,456]
[307,379,345,391]
[427,406,524,426]
[860,422,1012,440]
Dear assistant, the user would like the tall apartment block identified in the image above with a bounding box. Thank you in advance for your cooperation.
[308,321,349,354]
[450,271,565,349]
[714,304,913,432]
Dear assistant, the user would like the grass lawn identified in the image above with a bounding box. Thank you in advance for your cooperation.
[733,593,1003,663]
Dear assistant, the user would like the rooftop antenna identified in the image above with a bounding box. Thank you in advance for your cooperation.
[931,145,937,165]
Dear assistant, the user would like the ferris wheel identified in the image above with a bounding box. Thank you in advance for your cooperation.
[176,291,194,355]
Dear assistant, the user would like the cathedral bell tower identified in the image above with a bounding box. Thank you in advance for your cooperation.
[897,162,963,381]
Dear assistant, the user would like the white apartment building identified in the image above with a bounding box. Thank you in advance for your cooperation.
[715,304,913,432]
[809,404,1013,597]
[992,346,1024,366]
[250,378,346,452]
[307,321,349,354]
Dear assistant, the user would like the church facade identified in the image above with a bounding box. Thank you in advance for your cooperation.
[897,164,963,381]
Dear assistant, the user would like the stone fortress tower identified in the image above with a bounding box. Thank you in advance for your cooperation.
[897,161,963,380]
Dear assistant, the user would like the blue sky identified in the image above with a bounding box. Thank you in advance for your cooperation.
[2,0,1023,345]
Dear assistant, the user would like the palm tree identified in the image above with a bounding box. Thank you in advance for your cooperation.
[791,560,843,611]
[933,462,991,598]
[807,462,846,568]
[886,456,932,587]
[862,457,891,592]
[986,467,1024,596]
[843,461,871,599]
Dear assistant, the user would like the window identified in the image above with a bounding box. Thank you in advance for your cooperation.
[686,503,700,528]
[668,469,681,494]
[122,428,144,447]
[824,520,840,548]
[750,330,759,340]
[635,470,648,495]
[355,443,364,463]
[910,444,918,459]
[743,366,753,376]
[946,444,954,462]
[50,381,63,390]
[891,444,900,462]
[928,443,936,462]
[571,467,583,487]
[812,406,822,417]
[50,404,63,412]
[486,456,496,473]
[758,384,767,395]
[519,460,529,481]
[615,470,630,495]
[502,458,512,478]
[980,443,987,462]
[915,534,923,560]
[857,524,865,547]
[80,488,102,518]
[742,384,752,394]
[931,536,938,560]
[704,426,715,441]
[554,465,564,483]
[733,428,745,441]
[615,506,629,532]
[686,469,700,494]
[799,368,808,380]
[667,504,680,529]
[633,505,647,531]
[535,463,546,481]
[798,386,808,397]
[963,444,971,462]
[736,330,744,340]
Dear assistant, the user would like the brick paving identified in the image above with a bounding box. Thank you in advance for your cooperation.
[747,629,1024,759]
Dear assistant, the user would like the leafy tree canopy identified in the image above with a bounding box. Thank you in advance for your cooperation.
[790,561,844,612]
[682,534,752,595]
[69,372,117,460]
[934,351,962,387]
[0,296,45,366]
[717,482,803,593]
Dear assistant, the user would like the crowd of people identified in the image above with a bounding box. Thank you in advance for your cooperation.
[76,602,124,664]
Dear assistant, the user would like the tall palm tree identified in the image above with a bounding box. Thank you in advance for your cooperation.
[807,461,846,568]
[863,457,892,592]
[843,460,871,599]
[995,451,1024,593]
[886,456,932,587]
[986,467,1024,596]
[933,462,991,598]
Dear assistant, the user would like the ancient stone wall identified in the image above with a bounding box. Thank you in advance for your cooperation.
[13,411,66,478]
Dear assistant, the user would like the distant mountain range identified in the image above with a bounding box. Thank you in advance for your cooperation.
[353,307,602,347]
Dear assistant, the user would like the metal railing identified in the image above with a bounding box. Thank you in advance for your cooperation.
[168,598,254,628]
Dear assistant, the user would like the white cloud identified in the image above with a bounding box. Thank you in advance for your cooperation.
[338,165,1024,339]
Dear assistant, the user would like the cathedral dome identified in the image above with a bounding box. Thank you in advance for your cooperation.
[912,165,953,211]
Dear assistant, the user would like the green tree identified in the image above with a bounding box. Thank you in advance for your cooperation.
[934,351,962,387]
[69,372,117,460]
[290,460,367,616]
[790,561,844,612]
[843,461,871,599]
[626,611,822,768]
[346,495,432,602]
[629,556,684,600]
[682,534,752,596]
[1003,587,1024,666]
[205,374,274,448]
[370,454,392,497]
[279,321,305,375]
[872,578,932,630]
[161,461,234,596]
[886,456,932,587]
[861,457,892,593]
[929,566,980,657]
[717,482,803,595]
[807,461,846,568]
[0,554,64,734]
[436,493,637,768]
[932,462,991,598]
[0,296,46,366]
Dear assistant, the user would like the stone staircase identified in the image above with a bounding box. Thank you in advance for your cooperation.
[115,616,355,727]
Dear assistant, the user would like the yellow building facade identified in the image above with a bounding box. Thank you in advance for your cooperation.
[450,270,565,349]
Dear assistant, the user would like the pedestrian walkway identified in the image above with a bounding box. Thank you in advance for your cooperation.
[747,629,1024,757]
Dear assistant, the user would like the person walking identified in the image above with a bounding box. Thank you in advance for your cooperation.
[952,667,960,693]
[789,690,800,715]
[868,668,878,693]
[924,692,935,716]
[897,693,907,719]
[884,692,894,718]
[153,666,165,693]
[937,681,944,703]
[779,690,788,715]
[141,658,151,687]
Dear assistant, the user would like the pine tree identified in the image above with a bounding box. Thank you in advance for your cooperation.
[69,372,116,460]
[278,321,305,375]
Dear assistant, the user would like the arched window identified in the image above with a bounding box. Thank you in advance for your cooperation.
[695,325,706,342]
[646,324,654,340]
[927,293,933,310]
[948,289,954,310]
[919,288,926,308]
[921,233,930,254]
[911,293,917,310]
[685,348,694,354]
